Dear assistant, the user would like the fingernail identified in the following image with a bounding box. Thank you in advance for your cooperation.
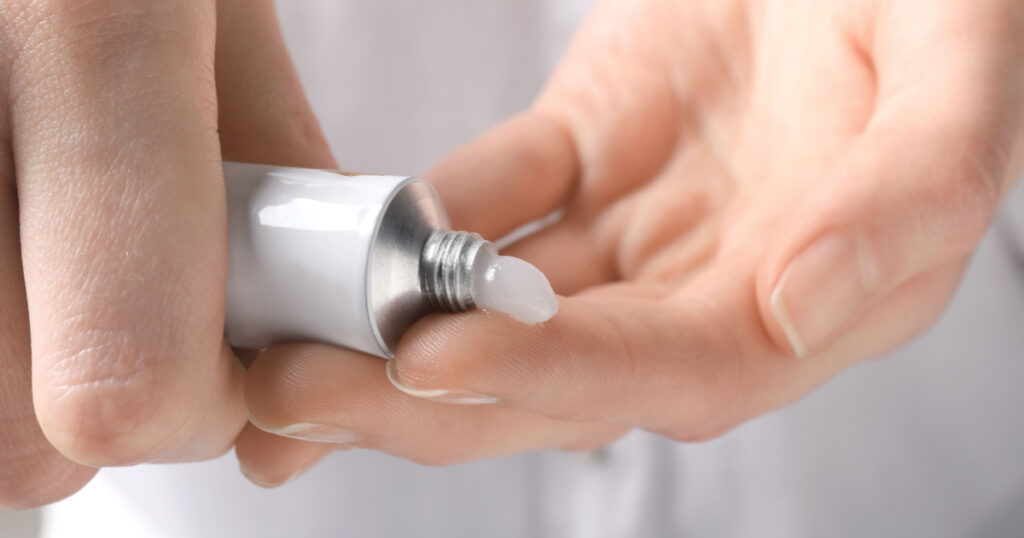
[269,423,364,445]
[385,360,500,405]
[770,232,879,357]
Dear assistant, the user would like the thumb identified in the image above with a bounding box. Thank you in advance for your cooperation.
[758,110,1024,358]
[758,0,1024,359]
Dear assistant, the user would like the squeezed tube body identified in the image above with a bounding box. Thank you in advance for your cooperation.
[223,162,455,358]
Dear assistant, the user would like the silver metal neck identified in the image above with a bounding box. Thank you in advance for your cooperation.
[367,178,497,357]
[419,230,493,313]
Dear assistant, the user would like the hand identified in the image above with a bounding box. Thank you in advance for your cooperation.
[0,0,335,508]
[238,0,1024,485]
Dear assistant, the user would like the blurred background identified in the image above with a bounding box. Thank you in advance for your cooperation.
[0,510,37,537]
[4,0,1024,536]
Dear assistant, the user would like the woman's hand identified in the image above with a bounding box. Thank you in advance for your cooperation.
[239,0,1024,485]
[0,0,335,508]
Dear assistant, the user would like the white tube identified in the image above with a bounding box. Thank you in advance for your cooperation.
[223,162,410,357]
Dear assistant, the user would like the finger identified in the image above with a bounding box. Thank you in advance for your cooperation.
[215,0,335,168]
[213,0,343,482]
[10,1,243,466]
[503,143,734,296]
[425,111,578,240]
[819,260,970,364]
[387,284,756,441]
[502,221,614,295]
[0,167,95,508]
[234,423,336,489]
[243,344,625,469]
[873,0,1024,114]
[385,256,968,440]
[756,19,1024,357]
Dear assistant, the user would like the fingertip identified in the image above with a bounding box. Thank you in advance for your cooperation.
[235,423,334,489]
[243,344,321,429]
[425,111,578,238]
[390,311,515,399]
[244,343,390,436]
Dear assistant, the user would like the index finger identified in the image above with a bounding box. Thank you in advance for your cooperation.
[425,111,578,240]
[10,1,243,465]
[385,277,761,440]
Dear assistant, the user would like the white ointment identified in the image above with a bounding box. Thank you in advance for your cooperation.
[471,248,558,324]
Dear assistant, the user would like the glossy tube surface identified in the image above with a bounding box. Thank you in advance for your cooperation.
[222,163,558,358]
[223,163,424,357]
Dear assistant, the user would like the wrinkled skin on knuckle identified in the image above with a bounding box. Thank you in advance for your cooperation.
[24,211,210,465]
[34,334,195,466]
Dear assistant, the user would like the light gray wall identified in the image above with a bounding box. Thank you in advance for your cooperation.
[0,509,41,537]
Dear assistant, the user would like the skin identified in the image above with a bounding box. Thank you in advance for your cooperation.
[240,0,1024,485]
[2,0,1022,504]
[0,0,336,508]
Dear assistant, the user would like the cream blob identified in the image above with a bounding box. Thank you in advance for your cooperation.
[471,249,559,324]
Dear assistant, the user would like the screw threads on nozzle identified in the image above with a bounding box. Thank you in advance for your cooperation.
[420,230,492,313]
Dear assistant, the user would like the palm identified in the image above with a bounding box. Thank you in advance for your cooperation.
[529,0,875,290]
[420,0,1023,422]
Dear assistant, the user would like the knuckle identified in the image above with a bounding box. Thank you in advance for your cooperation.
[35,338,190,466]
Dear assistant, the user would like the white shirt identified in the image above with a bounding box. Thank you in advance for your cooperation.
[42,2,1024,536]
